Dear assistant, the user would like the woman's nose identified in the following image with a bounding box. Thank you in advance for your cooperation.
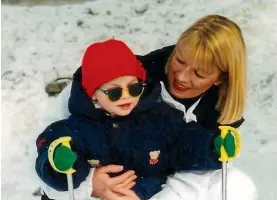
[177,67,191,83]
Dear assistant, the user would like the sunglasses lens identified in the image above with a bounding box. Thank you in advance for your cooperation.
[128,83,144,97]
[106,88,122,102]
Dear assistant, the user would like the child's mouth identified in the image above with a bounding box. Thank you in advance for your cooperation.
[118,103,131,110]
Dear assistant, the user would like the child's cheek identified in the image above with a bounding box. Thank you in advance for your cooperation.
[133,97,140,107]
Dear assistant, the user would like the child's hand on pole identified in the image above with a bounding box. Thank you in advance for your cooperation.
[53,145,77,171]
[48,136,77,200]
[48,136,76,174]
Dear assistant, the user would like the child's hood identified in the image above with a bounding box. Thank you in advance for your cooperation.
[68,68,161,120]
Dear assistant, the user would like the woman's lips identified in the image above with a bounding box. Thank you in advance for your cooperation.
[173,80,189,92]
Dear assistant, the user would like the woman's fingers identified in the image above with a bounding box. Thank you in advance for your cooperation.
[103,188,121,200]
[97,165,124,174]
[109,170,135,185]
[92,166,137,199]
[125,181,136,189]
[103,188,140,200]
[112,187,140,199]
[115,175,137,188]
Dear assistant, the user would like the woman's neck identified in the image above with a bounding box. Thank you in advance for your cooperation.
[171,94,201,109]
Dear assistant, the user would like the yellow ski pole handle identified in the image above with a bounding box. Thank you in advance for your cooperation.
[48,136,76,174]
[218,126,242,162]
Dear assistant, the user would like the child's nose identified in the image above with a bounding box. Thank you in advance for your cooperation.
[121,88,131,99]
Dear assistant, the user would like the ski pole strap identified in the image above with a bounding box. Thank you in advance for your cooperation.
[218,126,241,162]
[48,136,76,174]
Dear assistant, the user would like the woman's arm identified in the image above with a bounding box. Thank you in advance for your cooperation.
[103,187,140,200]
[170,118,244,171]
[171,121,221,171]
[132,176,167,200]
[92,167,167,200]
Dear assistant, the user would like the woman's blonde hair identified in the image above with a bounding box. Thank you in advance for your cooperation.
[166,14,247,124]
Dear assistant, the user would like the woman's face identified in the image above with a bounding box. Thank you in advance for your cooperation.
[168,46,222,99]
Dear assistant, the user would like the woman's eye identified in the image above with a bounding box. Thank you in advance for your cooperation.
[195,70,205,78]
[177,58,185,64]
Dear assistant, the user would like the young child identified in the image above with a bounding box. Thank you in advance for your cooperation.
[35,39,224,200]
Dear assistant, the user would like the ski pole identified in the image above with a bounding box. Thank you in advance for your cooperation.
[218,126,241,200]
[48,136,76,200]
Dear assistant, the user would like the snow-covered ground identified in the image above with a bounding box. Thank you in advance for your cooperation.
[1,0,277,199]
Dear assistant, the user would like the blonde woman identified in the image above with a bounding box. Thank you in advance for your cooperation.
[40,15,257,200]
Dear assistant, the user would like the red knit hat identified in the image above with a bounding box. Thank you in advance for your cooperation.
[81,39,146,97]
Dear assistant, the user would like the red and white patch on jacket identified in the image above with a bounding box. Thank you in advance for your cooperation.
[149,150,160,165]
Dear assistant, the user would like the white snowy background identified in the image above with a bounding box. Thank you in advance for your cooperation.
[1,0,277,200]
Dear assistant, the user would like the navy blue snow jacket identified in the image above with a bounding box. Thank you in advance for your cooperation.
[36,68,223,199]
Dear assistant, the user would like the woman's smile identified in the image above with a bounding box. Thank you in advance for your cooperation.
[173,79,190,92]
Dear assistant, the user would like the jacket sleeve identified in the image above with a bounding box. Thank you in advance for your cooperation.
[170,117,245,171]
[136,45,175,83]
[170,121,222,171]
[133,176,167,200]
[35,120,90,191]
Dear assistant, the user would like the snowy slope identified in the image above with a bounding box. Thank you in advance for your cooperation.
[1,0,277,200]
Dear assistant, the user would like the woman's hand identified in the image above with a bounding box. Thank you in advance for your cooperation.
[91,165,137,198]
[103,187,140,200]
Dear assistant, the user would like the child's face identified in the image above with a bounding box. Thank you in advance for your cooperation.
[92,76,142,116]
